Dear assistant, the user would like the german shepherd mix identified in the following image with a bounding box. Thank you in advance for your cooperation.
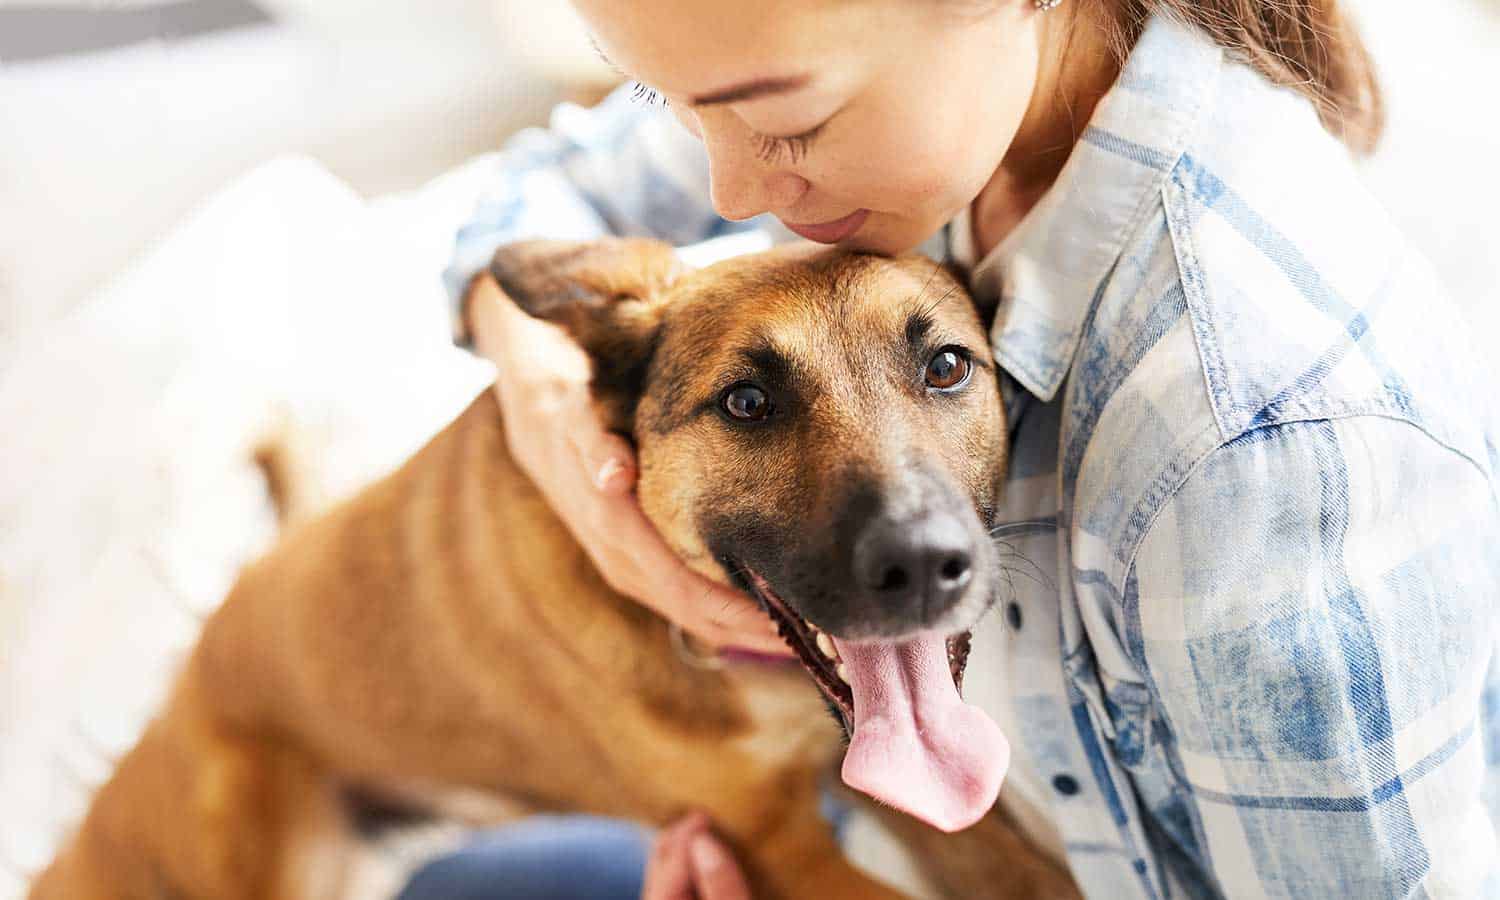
[31,240,1077,899]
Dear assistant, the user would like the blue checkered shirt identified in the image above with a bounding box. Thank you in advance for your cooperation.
[445,15,1500,898]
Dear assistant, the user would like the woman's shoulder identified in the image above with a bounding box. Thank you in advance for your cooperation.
[1071,206,1495,590]
[1079,173,1494,505]
[1069,123,1495,581]
[1065,21,1499,584]
[1132,51,1492,454]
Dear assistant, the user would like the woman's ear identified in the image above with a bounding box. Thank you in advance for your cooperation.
[486,237,686,432]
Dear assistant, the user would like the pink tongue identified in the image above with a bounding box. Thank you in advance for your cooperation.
[833,633,1009,832]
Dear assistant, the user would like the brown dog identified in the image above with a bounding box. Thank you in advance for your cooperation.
[30,239,1075,899]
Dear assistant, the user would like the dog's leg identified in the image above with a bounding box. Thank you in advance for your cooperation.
[841,789,1081,900]
[28,678,351,900]
[741,808,912,900]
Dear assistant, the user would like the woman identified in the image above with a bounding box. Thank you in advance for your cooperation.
[434,0,1500,896]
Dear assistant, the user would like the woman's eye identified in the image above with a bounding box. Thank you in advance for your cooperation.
[924,348,971,391]
[754,122,825,164]
[722,383,772,421]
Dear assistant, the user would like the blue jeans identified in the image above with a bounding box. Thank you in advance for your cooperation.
[396,815,650,900]
[396,795,851,899]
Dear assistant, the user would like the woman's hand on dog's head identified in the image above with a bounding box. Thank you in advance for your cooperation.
[644,812,752,900]
[470,273,794,659]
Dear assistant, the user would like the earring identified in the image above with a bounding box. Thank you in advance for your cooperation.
[1035,0,1062,9]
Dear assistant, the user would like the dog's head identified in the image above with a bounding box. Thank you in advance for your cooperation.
[494,238,1010,831]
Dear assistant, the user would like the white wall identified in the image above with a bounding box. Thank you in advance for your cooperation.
[1356,0,1500,329]
[0,0,565,345]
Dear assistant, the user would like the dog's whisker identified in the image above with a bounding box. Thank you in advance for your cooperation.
[988,518,1058,538]
[926,284,959,319]
[998,560,1054,592]
[910,263,943,314]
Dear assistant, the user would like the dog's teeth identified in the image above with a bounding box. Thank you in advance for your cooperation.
[816,632,837,660]
[836,663,849,683]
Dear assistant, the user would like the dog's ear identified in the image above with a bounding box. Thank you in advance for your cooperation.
[488,238,685,432]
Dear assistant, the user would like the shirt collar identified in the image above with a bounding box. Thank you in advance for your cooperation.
[952,15,1223,402]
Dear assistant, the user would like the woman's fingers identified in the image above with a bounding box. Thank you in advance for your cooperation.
[644,814,752,900]
[572,428,637,495]
[672,573,791,657]
[586,491,793,657]
[689,830,752,900]
[642,816,698,900]
[566,419,793,658]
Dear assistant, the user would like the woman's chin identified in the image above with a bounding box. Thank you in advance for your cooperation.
[833,228,901,257]
[834,217,935,257]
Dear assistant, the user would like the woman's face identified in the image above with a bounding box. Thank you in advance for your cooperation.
[573,0,1043,255]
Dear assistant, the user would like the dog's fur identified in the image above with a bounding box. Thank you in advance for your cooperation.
[31,240,1077,899]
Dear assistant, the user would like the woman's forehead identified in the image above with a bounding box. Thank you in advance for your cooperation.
[573,0,893,98]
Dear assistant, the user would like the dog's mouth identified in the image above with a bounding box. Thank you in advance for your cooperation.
[734,564,1009,833]
[738,569,973,734]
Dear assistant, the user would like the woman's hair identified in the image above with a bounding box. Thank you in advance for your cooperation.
[1098,0,1384,153]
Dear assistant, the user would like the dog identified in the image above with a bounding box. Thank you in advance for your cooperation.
[30,238,1077,899]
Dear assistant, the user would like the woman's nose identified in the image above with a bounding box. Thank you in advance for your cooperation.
[698,118,809,222]
[713,169,809,222]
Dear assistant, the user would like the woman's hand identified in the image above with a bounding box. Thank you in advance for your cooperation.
[642,812,752,900]
[468,274,793,658]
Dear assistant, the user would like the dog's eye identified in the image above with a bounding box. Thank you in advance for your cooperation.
[925,348,971,391]
[722,383,772,422]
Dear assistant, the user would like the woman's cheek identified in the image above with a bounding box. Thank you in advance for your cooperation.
[863,126,964,204]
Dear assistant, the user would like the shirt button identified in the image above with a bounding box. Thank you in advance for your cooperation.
[1005,602,1023,630]
[1052,774,1080,796]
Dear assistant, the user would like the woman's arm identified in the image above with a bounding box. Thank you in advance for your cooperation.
[1131,415,1499,897]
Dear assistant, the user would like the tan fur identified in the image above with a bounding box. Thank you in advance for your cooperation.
[32,242,1073,899]
[837,785,1082,900]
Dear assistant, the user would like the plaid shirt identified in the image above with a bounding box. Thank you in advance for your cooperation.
[446,16,1500,897]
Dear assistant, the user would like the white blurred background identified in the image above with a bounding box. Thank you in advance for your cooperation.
[0,0,622,339]
[0,0,1496,896]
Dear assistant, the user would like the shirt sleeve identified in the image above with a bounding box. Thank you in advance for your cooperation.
[441,82,764,347]
[1130,415,1500,898]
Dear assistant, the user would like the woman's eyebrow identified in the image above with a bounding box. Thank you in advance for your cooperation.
[588,37,810,108]
[688,75,811,107]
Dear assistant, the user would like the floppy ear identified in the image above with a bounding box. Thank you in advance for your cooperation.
[487,238,685,432]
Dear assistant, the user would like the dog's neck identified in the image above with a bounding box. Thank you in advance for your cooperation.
[440,397,756,740]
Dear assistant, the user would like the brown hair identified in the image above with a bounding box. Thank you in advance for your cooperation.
[1098,0,1385,154]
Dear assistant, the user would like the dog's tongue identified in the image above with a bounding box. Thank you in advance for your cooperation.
[834,634,1009,832]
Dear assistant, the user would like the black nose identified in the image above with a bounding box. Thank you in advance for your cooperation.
[852,511,974,624]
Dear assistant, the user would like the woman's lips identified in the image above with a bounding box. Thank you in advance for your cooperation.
[784,208,870,244]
